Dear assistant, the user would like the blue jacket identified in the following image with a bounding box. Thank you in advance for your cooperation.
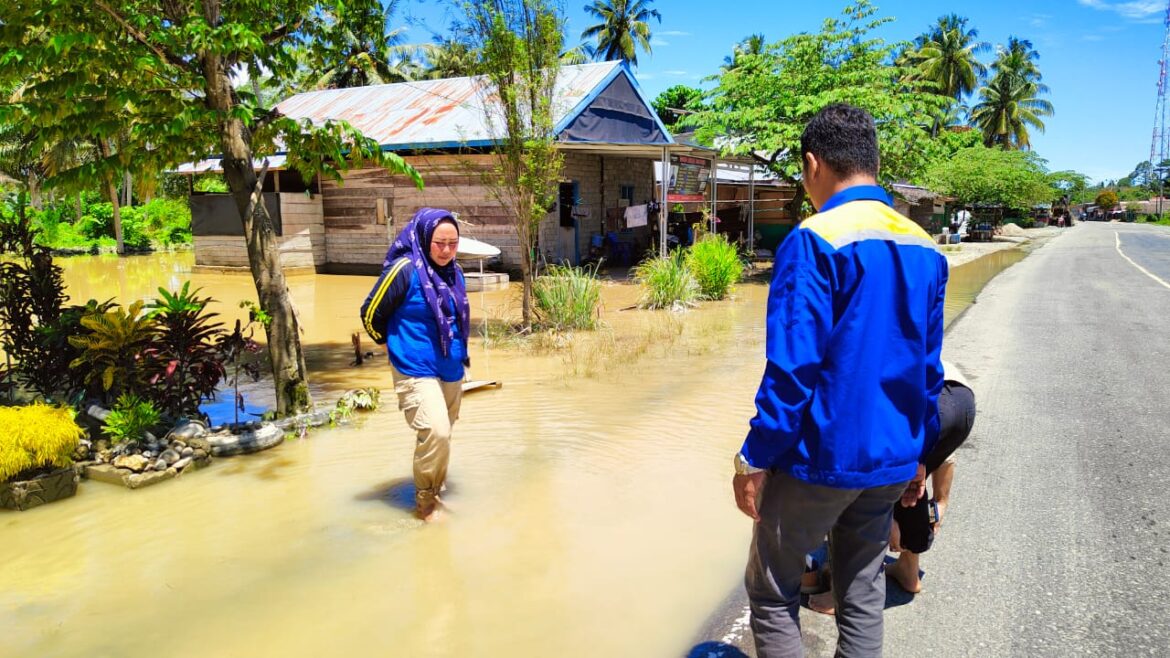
[740,185,948,489]
[376,258,467,382]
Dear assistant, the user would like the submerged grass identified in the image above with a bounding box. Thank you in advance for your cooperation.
[633,250,701,310]
[686,233,743,300]
[533,264,602,331]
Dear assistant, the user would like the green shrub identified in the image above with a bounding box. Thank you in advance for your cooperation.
[633,250,701,310]
[0,403,85,481]
[103,393,161,445]
[139,198,192,246]
[685,233,743,300]
[533,264,602,330]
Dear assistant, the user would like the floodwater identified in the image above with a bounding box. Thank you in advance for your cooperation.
[0,248,1020,657]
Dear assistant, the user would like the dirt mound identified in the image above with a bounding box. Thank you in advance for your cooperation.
[1000,223,1028,237]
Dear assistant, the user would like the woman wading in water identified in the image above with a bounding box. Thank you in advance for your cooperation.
[362,208,470,521]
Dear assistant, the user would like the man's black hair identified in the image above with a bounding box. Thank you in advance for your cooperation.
[799,103,880,178]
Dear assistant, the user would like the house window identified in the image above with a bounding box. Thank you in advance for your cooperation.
[619,184,635,205]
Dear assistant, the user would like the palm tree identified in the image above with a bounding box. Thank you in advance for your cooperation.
[722,33,766,72]
[904,14,989,103]
[991,37,1044,88]
[970,73,1053,149]
[580,0,662,68]
[310,0,419,88]
[419,39,479,80]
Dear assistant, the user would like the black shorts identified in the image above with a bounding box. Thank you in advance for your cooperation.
[893,381,976,554]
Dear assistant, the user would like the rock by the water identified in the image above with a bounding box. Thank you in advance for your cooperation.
[113,454,150,473]
[152,459,168,471]
[181,446,194,458]
[126,469,174,489]
[206,422,284,457]
[168,420,209,442]
[187,437,211,453]
[159,449,181,465]
[172,457,193,472]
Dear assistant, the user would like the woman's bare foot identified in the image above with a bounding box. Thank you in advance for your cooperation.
[887,552,923,593]
[807,590,835,615]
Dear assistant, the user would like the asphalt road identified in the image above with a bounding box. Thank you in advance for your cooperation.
[691,222,1170,657]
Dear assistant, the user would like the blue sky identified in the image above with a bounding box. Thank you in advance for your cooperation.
[400,0,1167,184]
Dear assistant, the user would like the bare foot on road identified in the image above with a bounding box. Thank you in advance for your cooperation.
[887,553,923,593]
[808,591,836,615]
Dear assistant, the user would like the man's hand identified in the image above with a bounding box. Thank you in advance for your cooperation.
[900,463,927,507]
[733,471,767,521]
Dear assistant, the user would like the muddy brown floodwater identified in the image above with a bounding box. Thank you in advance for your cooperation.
[0,249,1021,657]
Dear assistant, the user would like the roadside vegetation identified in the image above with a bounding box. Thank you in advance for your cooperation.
[533,264,602,331]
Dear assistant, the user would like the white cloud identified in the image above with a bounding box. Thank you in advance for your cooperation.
[1077,0,1164,20]
[1083,33,1106,41]
[1029,13,1053,28]
[650,38,670,47]
[664,70,690,76]
[658,30,691,37]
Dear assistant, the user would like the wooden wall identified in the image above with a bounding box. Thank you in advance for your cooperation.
[320,154,533,273]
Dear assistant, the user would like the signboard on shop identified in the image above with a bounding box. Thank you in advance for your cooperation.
[666,154,711,203]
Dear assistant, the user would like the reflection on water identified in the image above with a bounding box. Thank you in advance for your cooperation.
[944,249,1027,327]
[1,247,1022,657]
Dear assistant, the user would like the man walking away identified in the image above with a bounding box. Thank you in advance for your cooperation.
[731,104,949,657]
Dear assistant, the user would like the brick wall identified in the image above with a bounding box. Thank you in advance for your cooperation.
[543,153,656,264]
[194,193,324,271]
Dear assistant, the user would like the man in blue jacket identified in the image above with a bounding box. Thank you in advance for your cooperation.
[732,104,948,657]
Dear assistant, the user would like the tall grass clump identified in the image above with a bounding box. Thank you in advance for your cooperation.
[633,250,701,310]
[686,233,743,300]
[532,264,602,331]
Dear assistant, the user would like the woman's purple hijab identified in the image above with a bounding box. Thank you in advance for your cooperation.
[382,208,470,359]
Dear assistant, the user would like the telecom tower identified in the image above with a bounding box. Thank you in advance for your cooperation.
[1152,1,1170,214]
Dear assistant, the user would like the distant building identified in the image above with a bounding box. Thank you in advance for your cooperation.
[180,62,682,273]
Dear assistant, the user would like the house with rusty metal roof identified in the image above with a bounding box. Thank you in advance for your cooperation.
[182,61,702,275]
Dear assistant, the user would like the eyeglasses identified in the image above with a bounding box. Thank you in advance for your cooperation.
[432,240,460,250]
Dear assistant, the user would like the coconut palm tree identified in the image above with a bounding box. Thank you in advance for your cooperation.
[309,0,419,88]
[991,37,1044,88]
[721,33,766,72]
[419,39,480,80]
[580,0,661,68]
[970,73,1053,150]
[904,14,988,103]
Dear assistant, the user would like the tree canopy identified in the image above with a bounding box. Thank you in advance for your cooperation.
[925,146,1055,209]
[0,0,424,416]
[651,85,704,127]
[685,1,946,186]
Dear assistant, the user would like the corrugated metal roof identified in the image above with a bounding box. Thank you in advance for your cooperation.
[274,61,624,150]
[176,154,288,174]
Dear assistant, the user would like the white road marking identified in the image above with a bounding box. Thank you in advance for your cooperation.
[1116,231,1170,290]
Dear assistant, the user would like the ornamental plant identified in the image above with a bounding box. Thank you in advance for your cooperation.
[0,403,85,482]
[68,301,160,403]
[147,283,227,419]
[102,393,162,446]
